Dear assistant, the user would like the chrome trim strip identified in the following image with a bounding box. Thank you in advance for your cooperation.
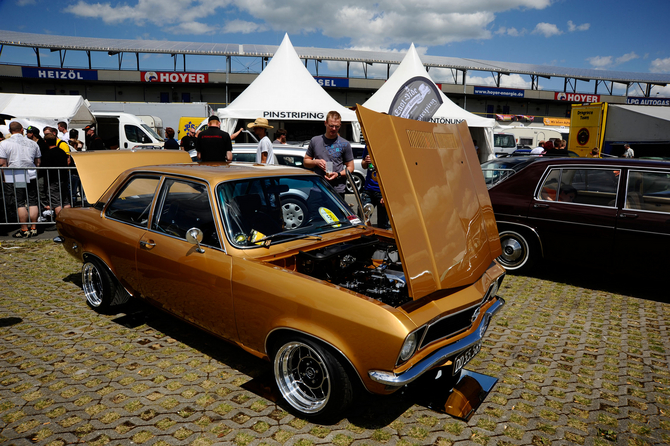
[368,297,505,387]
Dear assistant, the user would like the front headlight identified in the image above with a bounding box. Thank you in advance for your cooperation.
[398,332,418,363]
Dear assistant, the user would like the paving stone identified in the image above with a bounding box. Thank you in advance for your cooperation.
[1,240,669,445]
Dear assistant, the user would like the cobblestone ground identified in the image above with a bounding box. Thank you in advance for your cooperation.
[1,240,668,446]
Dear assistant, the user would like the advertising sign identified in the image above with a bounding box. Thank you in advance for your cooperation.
[389,76,443,121]
[543,117,571,126]
[315,77,349,88]
[569,103,607,157]
[555,92,600,103]
[22,67,98,81]
[626,97,670,106]
[141,71,208,83]
[474,86,524,98]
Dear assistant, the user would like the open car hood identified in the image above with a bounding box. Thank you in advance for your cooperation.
[72,150,192,204]
[356,106,501,300]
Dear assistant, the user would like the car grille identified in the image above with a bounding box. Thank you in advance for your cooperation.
[418,305,479,350]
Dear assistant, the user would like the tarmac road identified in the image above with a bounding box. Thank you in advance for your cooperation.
[0,240,668,445]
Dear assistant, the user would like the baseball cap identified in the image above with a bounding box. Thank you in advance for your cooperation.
[84,125,95,131]
[26,126,40,135]
[208,115,220,123]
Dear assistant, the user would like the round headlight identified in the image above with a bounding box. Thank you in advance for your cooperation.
[399,332,418,363]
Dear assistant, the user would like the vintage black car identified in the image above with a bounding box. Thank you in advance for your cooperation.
[488,157,670,272]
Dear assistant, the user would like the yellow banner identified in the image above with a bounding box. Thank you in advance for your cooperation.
[178,117,206,138]
[569,103,607,157]
[543,117,570,126]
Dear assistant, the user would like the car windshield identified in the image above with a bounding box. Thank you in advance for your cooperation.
[217,175,361,248]
[494,134,516,149]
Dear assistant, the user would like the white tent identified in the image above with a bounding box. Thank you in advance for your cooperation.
[216,34,359,141]
[362,44,495,160]
[0,93,95,128]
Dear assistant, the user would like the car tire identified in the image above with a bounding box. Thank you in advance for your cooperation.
[281,197,308,229]
[82,260,129,313]
[497,230,535,272]
[273,336,353,420]
[345,172,365,194]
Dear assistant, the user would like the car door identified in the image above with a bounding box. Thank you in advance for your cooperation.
[528,166,620,265]
[103,175,161,292]
[135,177,237,341]
[616,169,670,272]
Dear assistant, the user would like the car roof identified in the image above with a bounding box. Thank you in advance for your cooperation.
[526,157,670,169]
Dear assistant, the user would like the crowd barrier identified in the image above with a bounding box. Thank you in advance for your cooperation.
[0,166,81,227]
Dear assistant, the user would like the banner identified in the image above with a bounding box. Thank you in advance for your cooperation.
[626,97,670,106]
[543,117,570,126]
[495,114,535,122]
[555,92,600,103]
[22,67,98,81]
[315,77,349,88]
[142,71,208,83]
[474,86,524,98]
[569,103,607,157]
[389,76,443,121]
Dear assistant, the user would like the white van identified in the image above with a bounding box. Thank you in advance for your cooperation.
[493,132,517,156]
[91,112,164,150]
[504,126,563,150]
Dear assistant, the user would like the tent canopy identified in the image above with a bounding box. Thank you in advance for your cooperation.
[362,44,495,160]
[216,34,358,139]
[0,93,95,126]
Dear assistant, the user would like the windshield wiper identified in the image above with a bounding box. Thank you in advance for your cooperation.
[256,231,322,247]
[314,220,366,231]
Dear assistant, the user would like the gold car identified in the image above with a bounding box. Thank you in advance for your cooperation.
[56,107,505,420]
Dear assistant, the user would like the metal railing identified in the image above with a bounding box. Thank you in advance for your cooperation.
[1,166,82,226]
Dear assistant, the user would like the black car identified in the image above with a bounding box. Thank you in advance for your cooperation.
[487,157,670,273]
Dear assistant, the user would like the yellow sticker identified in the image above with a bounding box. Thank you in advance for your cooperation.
[249,229,266,245]
[318,207,340,227]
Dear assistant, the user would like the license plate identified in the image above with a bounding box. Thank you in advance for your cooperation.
[453,341,481,375]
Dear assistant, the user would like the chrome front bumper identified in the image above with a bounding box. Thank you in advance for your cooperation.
[368,297,505,387]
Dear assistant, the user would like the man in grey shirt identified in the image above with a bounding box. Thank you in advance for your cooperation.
[0,121,42,237]
[304,111,354,197]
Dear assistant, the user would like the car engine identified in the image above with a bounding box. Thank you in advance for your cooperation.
[296,235,411,307]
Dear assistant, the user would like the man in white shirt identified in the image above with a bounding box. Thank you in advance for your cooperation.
[0,121,42,237]
[623,144,634,158]
[248,117,276,164]
[58,121,70,143]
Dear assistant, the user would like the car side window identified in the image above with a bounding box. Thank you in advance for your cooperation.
[538,168,619,206]
[232,153,255,162]
[152,179,220,248]
[626,170,670,213]
[277,155,304,168]
[106,176,160,227]
[125,125,150,143]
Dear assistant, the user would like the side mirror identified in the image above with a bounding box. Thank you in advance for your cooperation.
[363,203,374,224]
[186,227,205,253]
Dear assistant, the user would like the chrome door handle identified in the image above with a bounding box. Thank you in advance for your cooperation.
[533,203,549,209]
[140,240,156,248]
[619,213,638,219]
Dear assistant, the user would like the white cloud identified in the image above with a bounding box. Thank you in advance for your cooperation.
[64,0,554,48]
[466,73,532,89]
[650,57,670,73]
[495,26,524,37]
[567,20,589,32]
[532,22,562,37]
[587,52,639,69]
[587,56,613,68]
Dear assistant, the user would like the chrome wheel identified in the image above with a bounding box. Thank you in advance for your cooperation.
[345,172,364,193]
[82,262,104,308]
[274,341,331,414]
[281,198,306,229]
[498,230,532,271]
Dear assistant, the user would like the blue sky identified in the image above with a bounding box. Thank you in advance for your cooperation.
[2,0,670,95]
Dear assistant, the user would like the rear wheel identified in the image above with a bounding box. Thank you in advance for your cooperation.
[281,197,308,229]
[498,230,536,272]
[273,336,353,420]
[82,260,129,313]
[345,172,365,194]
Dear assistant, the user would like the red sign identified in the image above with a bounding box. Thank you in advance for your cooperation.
[141,71,208,83]
[554,92,600,103]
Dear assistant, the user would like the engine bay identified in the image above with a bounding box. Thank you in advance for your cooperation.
[295,235,411,307]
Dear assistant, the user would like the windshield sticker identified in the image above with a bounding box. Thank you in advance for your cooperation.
[347,216,362,225]
[319,207,341,227]
[249,229,266,245]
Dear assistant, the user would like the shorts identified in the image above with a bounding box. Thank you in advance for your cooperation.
[4,180,39,208]
[47,181,71,209]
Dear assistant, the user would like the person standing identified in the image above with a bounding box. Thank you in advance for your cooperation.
[273,128,287,144]
[41,133,71,218]
[58,121,69,143]
[26,126,47,154]
[247,117,275,164]
[623,143,634,158]
[180,127,198,158]
[163,127,179,149]
[361,146,389,229]
[0,121,41,238]
[84,125,105,151]
[196,115,232,162]
[304,111,354,197]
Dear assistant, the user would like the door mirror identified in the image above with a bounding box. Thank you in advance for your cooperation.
[186,227,205,253]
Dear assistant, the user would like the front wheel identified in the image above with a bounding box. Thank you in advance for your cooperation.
[497,230,536,272]
[273,337,353,420]
[281,197,308,229]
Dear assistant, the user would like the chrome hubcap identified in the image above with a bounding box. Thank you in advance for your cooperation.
[282,203,305,229]
[500,236,524,266]
[82,263,103,307]
[274,342,330,414]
